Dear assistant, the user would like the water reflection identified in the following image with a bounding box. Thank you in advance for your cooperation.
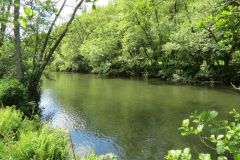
[40,89,122,157]
[40,73,240,160]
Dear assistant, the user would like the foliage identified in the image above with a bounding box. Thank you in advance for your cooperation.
[0,107,70,160]
[166,109,240,160]
[0,78,37,116]
[51,0,240,83]
[81,152,117,160]
[0,41,15,78]
[0,79,27,106]
[0,107,116,160]
[0,0,239,85]
[0,107,117,160]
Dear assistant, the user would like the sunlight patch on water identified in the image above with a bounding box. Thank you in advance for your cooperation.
[39,88,122,158]
[39,89,86,131]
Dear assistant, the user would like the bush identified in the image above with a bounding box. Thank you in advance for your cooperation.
[0,79,27,106]
[0,79,36,116]
[0,107,70,160]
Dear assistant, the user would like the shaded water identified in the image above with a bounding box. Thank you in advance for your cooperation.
[40,73,240,160]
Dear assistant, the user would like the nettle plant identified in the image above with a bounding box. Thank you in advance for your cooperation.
[166,109,240,160]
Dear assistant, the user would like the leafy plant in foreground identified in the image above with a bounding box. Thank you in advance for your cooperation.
[0,107,117,160]
[166,109,240,160]
[0,107,70,160]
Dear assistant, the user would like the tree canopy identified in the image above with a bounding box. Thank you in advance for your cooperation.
[52,0,240,84]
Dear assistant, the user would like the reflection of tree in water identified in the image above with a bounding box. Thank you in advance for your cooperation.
[41,73,240,160]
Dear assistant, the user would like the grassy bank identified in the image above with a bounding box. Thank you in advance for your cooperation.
[0,107,117,160]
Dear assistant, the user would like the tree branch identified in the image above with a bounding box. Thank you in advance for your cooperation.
[199,136,216,151]
[203,26,218,43]
[40,0,84,74]
[39,0,67,60]
[231,82,240,91]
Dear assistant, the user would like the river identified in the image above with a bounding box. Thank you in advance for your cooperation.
[40,72,240,160]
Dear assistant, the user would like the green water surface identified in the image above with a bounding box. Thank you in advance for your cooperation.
[40,73,240,160]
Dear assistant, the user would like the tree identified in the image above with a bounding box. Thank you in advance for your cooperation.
[0,0,11,47]
[14,0,24,81]
[9,0,87,97]
[198,0,240,82]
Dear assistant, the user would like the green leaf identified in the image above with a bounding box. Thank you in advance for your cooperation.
[208,111,218,120]
[166,150,182,159]
[14,1,19,7]
[21,19,27,29]
[217,135,224,140]
[209,135,216,142]
[216,141,225,154]
[199,153,212,160]
[217,156,227,160]
[234,154,240,160]
[182,148,192,160]
[196,124,204,133]
[92,4,96,10]
[24,7,31,16]
[182,119,189,127]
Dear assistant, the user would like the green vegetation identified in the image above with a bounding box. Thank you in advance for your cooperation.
[0,107,70,159]
[0,0,239,93]
[0,0,89,97]
[166,109,240,160]
[0,79,27,106]
[54,0,240,84]
[81,152,117,160]
[0,0,240,159]
[0,107,117,160]
[0,79,38,116]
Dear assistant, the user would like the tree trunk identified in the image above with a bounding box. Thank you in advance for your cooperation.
[28,0,84,97]
[0,0,11,46]
[14,0,24,81]
[28,74,41,100]
[223,54,231,83]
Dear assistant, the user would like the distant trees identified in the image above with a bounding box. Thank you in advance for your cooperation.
[0,0,239,94]
[55,0,240,84]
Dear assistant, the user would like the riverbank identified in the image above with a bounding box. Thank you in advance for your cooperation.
[0,107,70,159]
[52,71,236,89]
[0,78,116,160]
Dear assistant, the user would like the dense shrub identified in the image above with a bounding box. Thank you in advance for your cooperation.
[0,79,27,106]
[0,79,37,116]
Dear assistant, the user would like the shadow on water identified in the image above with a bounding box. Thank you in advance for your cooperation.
[39,73,240,160]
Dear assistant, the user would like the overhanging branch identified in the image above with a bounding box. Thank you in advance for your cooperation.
[40,0,67,60]
[231,82,240,91]
[40,0,84,73]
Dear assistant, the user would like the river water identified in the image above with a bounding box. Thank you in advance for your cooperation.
[40,72,240,159]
